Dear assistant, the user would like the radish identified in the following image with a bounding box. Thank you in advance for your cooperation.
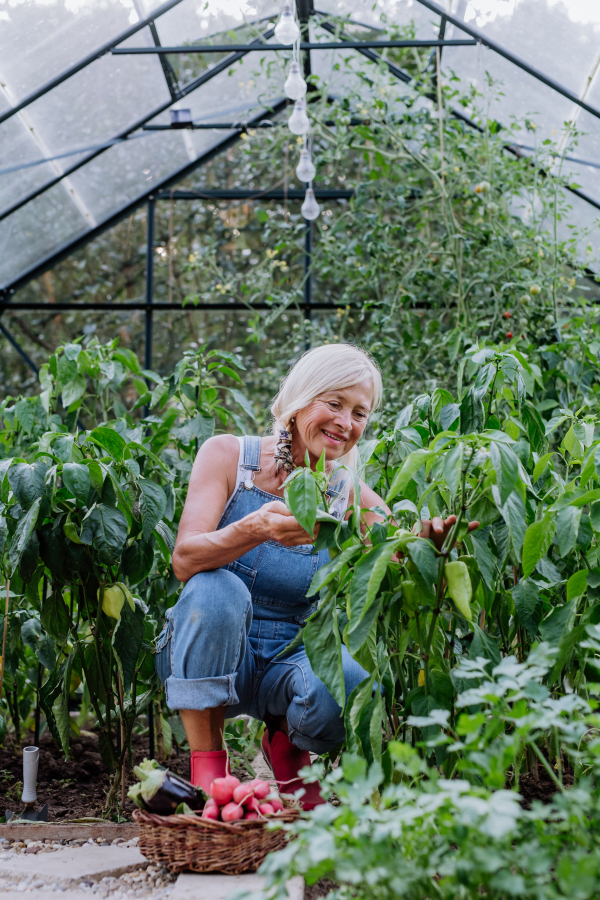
[232,783,253,805]
[244,811,259,820]
[252,780,271,800]
[244,796,261,813]
[210,775,240,806]
[203,801,219,820]
[269,796,284,813]
[221,802,244,822]
[259,802,275,816]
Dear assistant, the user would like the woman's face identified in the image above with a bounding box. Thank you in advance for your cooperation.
[293,380,373,465]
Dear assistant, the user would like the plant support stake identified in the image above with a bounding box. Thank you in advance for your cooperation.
[0,580,9,703]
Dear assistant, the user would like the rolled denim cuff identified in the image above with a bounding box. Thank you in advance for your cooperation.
[165,673,239,710]
[288,724,344,755]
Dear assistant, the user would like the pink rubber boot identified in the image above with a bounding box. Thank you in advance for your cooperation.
[190,749,228,795]
[261,730,325,811]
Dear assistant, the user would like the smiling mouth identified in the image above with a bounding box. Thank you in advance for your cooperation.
[322,429,346,444]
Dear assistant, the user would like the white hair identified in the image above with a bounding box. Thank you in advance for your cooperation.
[270,343,382,471]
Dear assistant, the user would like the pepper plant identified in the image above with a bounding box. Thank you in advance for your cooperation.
[0,337,253,808]
[284,337,600,777]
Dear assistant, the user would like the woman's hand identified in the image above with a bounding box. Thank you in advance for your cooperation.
[417,515,479,552]
[252,500,318,547]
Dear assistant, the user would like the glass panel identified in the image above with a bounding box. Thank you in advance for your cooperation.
[22,30,170,157]
[155,0,279,45]
[0,116,74,214]
[445,0,600,97]
[0,0,141,104]
[0,183,87,288]
[316,0,437,36]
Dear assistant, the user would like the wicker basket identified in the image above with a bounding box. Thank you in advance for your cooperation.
[133,807,300,875]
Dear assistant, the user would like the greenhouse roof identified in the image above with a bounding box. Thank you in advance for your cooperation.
[0,0,600,300]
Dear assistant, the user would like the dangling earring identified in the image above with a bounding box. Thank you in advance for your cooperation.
[274,421,296,474]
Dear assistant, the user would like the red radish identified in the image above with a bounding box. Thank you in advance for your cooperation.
[203,801,219,820]
[252,780,271,800]
[210,775,240,806]
[244,811,259,820]
[232,783,253,805]
[269,796,284,813]
[244,796,261,813]
[259,803,275,816]
[221,802,244,822]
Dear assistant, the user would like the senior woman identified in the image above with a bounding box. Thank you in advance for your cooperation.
[155,343,468,808]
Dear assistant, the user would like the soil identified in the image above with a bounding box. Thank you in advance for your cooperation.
[517,771,574,809]
[0,729,248,822]
[304,880,338,900]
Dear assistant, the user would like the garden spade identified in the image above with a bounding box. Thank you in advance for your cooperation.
[5,746,48,822]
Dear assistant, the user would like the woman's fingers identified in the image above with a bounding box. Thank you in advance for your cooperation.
[431,516,445,534]
[467,520,480,532]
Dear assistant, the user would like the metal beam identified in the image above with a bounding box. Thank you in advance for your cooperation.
[111,39,476,53]
[0,0,186,127]
[412,0,600,124]
[0,301,382,312]
[0,322,39,375]
[154,188,354,200]
[145,199,155,372]
[0,28,276,225]
[143,118,368,130]
[148,20,181,103]
[0,100,287,300]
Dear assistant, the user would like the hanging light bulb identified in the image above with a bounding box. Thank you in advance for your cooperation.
[296,147,316,182]
[284,61,307,100]
[288,98,310,135]
[301,187,320,220]
[274,3,300,44]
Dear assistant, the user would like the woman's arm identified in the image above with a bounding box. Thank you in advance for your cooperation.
[172,435,316,583]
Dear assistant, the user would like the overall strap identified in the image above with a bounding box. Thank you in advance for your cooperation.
[241,435,262,472]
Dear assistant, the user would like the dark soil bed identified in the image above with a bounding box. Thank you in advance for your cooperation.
[517,771,574,808]
[304,880,338,900]
[0,729,246,822]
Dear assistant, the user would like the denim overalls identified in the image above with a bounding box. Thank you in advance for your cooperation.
[155,436,369,753]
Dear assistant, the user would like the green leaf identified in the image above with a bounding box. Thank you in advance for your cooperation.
[40,590,71,643]
[0,516,7,559]
[539,600,577,646]
[8,462,47,509]
[512,579,541,638]
[533,453,554,482]
[522,401,547,454]
[304,594,345,708]
[139,479,167,541]
[62,463,91,504]
[470,529,496,590]
[61,375,86,408]
[460,388,484,435]
[86,460,104,495]
[469,623,501,667]
[228,388,256,420]
[9,498,42,576]
[386,450,432,503]
[122,540,154,584]
[348,542,395,626]
[489,440,519,505]
[52,651,75,758]
[308,544,361,597]
[443,444,463,499]
[284,468,318,536]
[80,504,128,566]
[566,569,588,602]
[112,600,145,695]
[407,539,438,593]
[495,489,527,562]
[89,427,127,462]
[555,505,582,557]
[522,516,555,578]
[21,618,56,670]
[15,398,35,435]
